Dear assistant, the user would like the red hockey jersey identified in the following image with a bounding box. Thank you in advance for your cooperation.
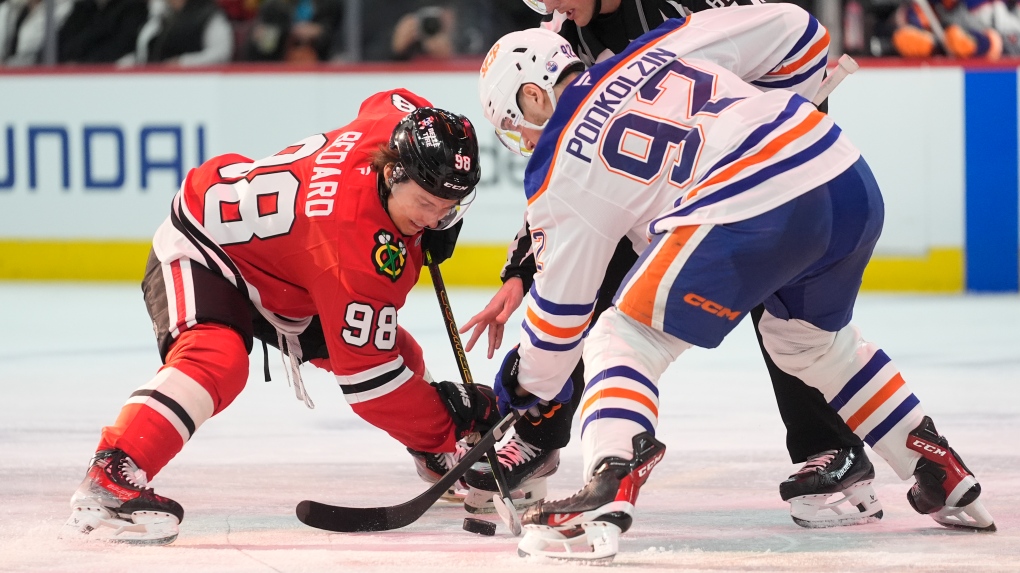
[151,89,460,452]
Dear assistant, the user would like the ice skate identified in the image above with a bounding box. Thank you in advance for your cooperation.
[59,449,184,545]
[780,446,883,528]
[408,441,470,502]
[463,433,559,514]
[516,432,665,563]
[906,416,995,531]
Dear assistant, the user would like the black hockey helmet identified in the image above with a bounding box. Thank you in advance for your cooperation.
[389,107,481,201]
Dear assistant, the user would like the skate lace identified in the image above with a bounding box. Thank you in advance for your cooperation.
[118,457,149,489]
[441,441,470,470]
[277,331,314,409]
[794,450,838,475]
[497,435,540,468]
[254,304,315,410]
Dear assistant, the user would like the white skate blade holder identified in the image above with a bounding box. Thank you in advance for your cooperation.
[789,480,883,528]
[464,479,547,514]
[60,507,180,545]
[493,494,523,536]
[517,522,622,564]
[438,483,467,503]
[932,499,996,532]
[929,473,996,531]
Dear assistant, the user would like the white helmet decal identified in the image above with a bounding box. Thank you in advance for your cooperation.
[478,28,582,156]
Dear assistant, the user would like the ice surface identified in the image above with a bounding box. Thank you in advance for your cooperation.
[1,283,1018,572]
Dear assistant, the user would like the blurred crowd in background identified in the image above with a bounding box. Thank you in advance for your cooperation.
[2,0,1020,68]
[0,0,543,66]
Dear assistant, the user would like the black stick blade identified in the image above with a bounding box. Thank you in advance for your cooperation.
[295,410,521,534]
[296,500,402,532]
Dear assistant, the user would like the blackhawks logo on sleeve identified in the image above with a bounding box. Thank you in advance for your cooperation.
[372,230,407,282]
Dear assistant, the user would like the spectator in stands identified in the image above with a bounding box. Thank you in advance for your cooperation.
[127,0,232,65]
[358,0,461,61]
[245,0,342,62]
[0,0,74,65]
[389,4,455,59]
[58,0,147,63]
[887,0,1020,58]
[327,0,504,62]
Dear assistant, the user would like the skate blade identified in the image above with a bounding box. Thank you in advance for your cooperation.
[60,508,179,545]
[789,480,883,529]
[792,510,883,528]
[932,499,996,532]
[516,523,620,563]
[438,486,467,503]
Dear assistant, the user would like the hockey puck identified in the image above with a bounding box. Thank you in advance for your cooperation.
[462,517,496,536]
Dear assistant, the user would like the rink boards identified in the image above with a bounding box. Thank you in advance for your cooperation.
[0,61,1017,292]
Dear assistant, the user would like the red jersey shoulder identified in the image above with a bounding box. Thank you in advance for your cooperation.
[290,89,432,227]
[287,105,413,224]
[178,89,429,284]
[182,153,253,226]
[357,89,433,119]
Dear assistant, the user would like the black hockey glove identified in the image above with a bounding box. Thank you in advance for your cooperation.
[432,380,500,439]
[421,219,463,265]
[494,346,572,416]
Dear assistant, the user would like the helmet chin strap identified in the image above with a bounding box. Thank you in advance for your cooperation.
[379,162,410,208]
[517,84,559,132]
[541,85,558,129]
[388,163,408,186]
[377,171,391,212]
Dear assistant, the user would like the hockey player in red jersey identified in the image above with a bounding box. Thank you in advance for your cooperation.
[59,89,497,545]
[478,4,994,562]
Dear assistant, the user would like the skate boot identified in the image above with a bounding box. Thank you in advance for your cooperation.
[516,432,666,564]
[59,449,184,545]
[408,441,469,502]
[463,433,559,514]
[780,446,883,528]
[906,416,995,531]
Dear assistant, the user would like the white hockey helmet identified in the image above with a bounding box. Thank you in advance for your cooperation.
[478,28,582,156]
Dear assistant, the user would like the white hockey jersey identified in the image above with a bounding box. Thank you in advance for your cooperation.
[517,4,862,399]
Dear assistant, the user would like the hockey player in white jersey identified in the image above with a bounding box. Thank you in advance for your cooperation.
[478,3,994,562]
[462,0,885,529]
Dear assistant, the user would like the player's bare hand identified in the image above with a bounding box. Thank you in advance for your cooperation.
[459,277,525,358]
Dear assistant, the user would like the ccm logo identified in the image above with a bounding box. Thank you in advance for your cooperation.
[911,439,946,457]
[637,452,664,478]
[683,293,741,321]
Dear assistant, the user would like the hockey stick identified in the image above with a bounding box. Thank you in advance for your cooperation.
[293,253,524,534]
[812,54,860,107]
[912,0,948,49]
[424,252,523,536]
[295,410,521,532]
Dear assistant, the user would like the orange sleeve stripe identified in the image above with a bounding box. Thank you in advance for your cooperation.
[913,5,931,30]
[683,109,825,203]
[770,28,830,76]
[528,18,693,207]
[617,225,699,327]
[846,373,906,432]
[526,306,592,339]
[580,387,659,419]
